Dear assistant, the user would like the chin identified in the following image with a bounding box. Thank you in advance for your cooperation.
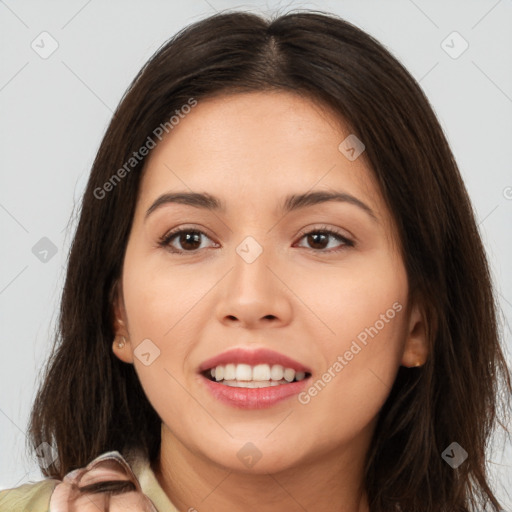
[199,438,305,475]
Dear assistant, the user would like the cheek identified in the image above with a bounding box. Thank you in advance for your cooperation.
[121,244,208,343]
[325,273,407,364]
[120,243,240,412]
[297,248,408,359]
[293,253,408,420]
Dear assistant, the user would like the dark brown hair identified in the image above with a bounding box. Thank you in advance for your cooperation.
[28,9,511,512]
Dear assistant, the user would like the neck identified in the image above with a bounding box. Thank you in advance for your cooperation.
[153,424,372,512]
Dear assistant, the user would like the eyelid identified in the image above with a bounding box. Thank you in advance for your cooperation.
[295,224,353,242]
[160,224,212,240]
[158,224,217,250]
[293,225,355,252]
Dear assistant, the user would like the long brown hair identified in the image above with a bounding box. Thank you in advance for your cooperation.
[28,9,511,511]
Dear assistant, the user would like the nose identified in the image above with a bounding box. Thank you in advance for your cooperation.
[214,240,293,330]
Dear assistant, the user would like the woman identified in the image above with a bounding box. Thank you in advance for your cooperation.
[1,9,510,512]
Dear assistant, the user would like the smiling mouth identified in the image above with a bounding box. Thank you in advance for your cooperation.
[201,363,311,388]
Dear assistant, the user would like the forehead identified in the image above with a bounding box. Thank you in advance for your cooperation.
[138,91,386,224]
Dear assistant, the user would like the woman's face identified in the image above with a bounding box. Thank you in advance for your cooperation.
[114,91,426,473]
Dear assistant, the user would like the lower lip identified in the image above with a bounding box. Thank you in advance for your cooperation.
[200,375,309,409]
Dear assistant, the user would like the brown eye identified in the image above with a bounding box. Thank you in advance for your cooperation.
[295,228,354,253]
[306,232,330,250]
[173,231,203,251]
[158,228,217,254]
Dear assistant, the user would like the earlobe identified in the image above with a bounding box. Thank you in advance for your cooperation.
[112,335,134,364]
[401,300,429,368]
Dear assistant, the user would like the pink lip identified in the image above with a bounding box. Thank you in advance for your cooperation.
[198,347,312,373]
[198,348,312,409]
[199,376,310,409]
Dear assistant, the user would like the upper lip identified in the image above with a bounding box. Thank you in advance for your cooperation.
[198,348,312,374]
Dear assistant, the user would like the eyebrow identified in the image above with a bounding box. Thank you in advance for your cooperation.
[145,190,377,222]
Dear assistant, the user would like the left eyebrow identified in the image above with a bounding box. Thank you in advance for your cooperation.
[145,192,225,220]
[144,190,378,223]
[279,190,378,222]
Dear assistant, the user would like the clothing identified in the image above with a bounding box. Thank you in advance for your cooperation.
[0,450,180,511]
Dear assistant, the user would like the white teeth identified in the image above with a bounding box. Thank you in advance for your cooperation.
[252,364,271,381]
[224,363,236,381]
[207,363,308,385]
[222,380,285,388]
[283,368,295,382]
[235,363,252,381]
[270,364,284,381]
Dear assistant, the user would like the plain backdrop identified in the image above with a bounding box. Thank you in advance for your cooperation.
[1,0,511,507]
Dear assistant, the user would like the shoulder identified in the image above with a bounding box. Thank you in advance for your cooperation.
[0,450,168,512]
[0,478,58,512]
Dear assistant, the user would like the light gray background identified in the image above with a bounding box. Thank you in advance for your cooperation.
[1,0,511,507]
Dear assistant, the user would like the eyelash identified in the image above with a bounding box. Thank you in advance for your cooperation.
[157,225,355,255]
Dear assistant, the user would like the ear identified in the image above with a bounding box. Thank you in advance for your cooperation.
[111,280,134,364]
[401,299,429,368]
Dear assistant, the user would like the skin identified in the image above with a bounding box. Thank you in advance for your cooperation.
[112,90,428,512]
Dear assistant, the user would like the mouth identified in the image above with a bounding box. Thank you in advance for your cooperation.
[197,348,313,409]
